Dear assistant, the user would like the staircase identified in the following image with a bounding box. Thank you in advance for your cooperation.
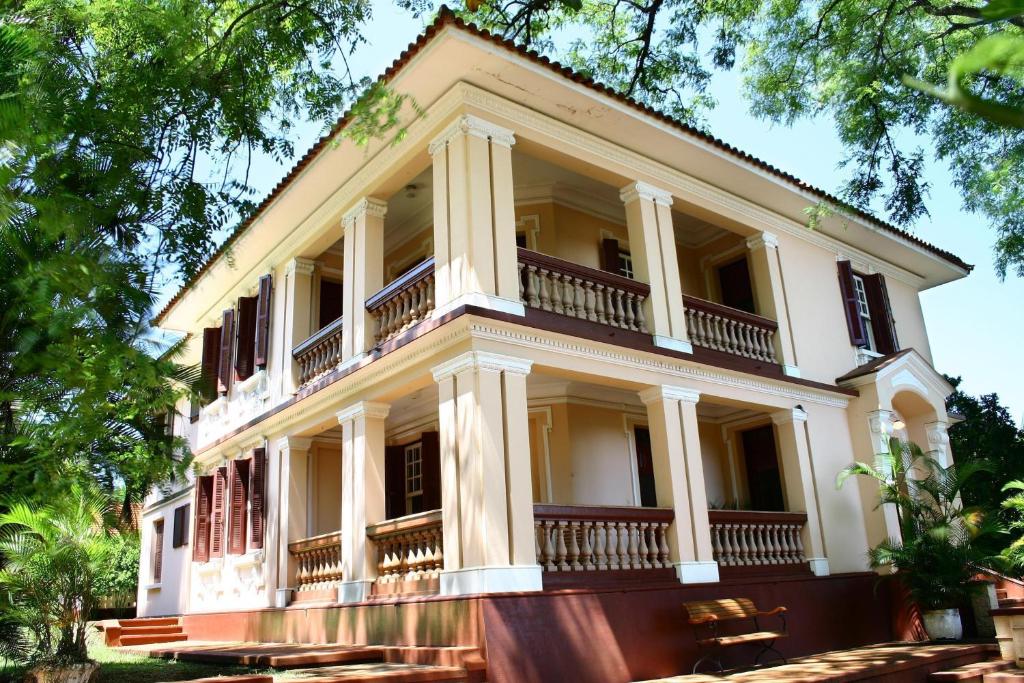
[103,616,188,647]
[929,660,1023,682]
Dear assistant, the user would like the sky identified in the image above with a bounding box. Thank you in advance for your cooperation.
[233,3,1024,423]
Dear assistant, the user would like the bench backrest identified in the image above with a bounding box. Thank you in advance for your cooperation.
[684,598,758,624]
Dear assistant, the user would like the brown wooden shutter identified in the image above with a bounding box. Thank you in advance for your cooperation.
[836,260,868,347]
[602,238,622,274]
[210,467,227,558]
[227,459,250,555]
[200,327,221,400]
[864,273,899,355]
[249,447,267,549]
[153,521,164,582]
[217,309,235,394]
[420,432,441,512]
[254,274,273,368]
[172,504,190,548]
[193,476,213,562]
[385,445,405,520]
[234,296,257,381]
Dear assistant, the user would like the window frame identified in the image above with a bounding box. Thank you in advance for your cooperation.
[851,273,877,351]
[151,519,165,583]
[618,250,634,280]
[404,442,424,515]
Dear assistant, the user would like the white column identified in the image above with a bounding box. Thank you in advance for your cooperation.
[925,420,952,468]
[337,401,389,603]
[746,232,799,376]
[341,198,387,366]
[282,258,315,394]
[429,115,524,318]
[639,385,718,583]
[772,408,829,576]
[432,351,540,595]
[273,435,311,607]
[620,182,691,353]
[867,408,902,542]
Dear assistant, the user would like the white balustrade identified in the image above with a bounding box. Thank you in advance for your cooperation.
[293,317,344,387]
[367,510,444,585]
[518,249,650,334]
[533,505,673,572]
[708,511,807,568]
[683,295,778,363]
[289,532,343,592]
[367,259,435,344]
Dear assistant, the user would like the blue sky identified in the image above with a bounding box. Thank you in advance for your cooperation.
[237,4,1024,422]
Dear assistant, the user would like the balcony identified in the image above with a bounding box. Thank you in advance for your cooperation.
[707,509,809,577]
[288,531,342,602]
[684,295,778,364]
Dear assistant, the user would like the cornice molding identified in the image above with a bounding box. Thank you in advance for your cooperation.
[619,181,673,207]
[275,435,312,452]
[431,350,533,381]
[771,407,808,425]
[638,385,700,405]
[342,197,389,228]
[428,114,516,156]
[285,257,316,277]
[336,401,391,423]
[746,231,779,251]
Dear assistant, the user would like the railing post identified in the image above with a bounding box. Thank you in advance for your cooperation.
[639,386,718,584]
[341,198,387,366]
[432,351,541,595]
[429,115,524,318]
[273,435,312,606]
[746,232,800,377]
[337,401,390,603]
[772,408,829,576]
[620,182,691,354]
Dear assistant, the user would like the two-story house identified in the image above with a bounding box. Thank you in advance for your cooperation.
[136,11,970,682]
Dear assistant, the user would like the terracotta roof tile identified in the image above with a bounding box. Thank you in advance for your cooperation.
[155,6,970,325]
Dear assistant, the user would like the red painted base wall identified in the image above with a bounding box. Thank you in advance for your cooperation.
[179,572,895,683]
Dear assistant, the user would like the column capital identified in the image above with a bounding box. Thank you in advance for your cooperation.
[285,257,316,277]
[639,385,700,406]
[924,420,950,447]
[867,408,896,435]
[275,435,312,453]
[746,231,779,251]
[428,114,516,156]
[619,181,673,207]
[431,350,533,382]
[336,401,391,424]
[342,197,388,228]
[771,407,808,425]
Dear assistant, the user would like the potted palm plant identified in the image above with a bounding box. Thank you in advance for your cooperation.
[0,487,112,682]
[838,438,997,640]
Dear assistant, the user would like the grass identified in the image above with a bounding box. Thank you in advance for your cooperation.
[88,637,278,683]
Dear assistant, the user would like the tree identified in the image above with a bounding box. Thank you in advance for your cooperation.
[458,0,1024,277]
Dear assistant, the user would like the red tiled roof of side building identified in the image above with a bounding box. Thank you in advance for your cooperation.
[154,6,971,325]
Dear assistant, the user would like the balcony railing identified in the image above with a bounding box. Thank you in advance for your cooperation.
[366,509,443,594]
[708,510,806,569]
[683,295,778,364]
[534,504,674,572]
[366,258,435,344]
[518,248,650,334]
[288,531,342,595]
[292,316,344,386]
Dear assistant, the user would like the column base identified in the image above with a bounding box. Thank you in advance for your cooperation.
[433,293,525,319]
[674,561,720,584]
[274,588,292,608]
[653,335,694,354]
[782,364,801,378]
[440,565,543,596]
[808,557,830,576]
[337,352,367,373]
[338,580,374,604]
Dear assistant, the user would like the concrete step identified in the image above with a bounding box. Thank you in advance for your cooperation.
[278,663,468,682]
[157,677,272,683]
[150,644,386,668]
[118,616,180,627]
[120,625,184,636]
[985,672,1024,682]
[119,632,190,646]
[929,659,1015,682]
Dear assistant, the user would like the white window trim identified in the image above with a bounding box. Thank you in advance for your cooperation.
[404,442,423,515]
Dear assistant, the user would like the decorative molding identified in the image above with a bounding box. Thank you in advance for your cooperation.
[342,197,388,228]
[746,231,779,251]
[639,385,701,405]
[619,181,673,207]
[770,407,808,425]
[275,435,313,452]
[515,182,624,226]
[515,214,542,251]
[924,420,949,447]
[428,114,516,156]
[431,350,533,382]
[336,401,391,423]
[285,257,316,277]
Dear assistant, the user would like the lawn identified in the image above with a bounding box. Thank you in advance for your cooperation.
[88,639,278,682]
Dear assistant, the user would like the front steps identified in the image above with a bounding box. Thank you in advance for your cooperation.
[929,659,1017,682]
[102,616,188,647]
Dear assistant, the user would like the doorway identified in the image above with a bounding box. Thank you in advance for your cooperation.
[633,426,658,508]
[740,425,785,511]
[718,257,756,314]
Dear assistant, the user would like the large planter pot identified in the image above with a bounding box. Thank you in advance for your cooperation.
[922,608,963,641]
[24,662,100,683]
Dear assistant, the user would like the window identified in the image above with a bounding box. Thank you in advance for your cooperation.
[852,274,877,351]
[515,232,527,248]
[404,443,424,515]
[152,520,164,583]
[172,504,190,548]
[618,251,634,279]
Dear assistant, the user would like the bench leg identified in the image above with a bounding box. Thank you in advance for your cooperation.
[692,647,725,675]
[753,640,787,666]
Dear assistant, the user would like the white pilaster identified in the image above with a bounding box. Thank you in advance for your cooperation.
[429,115,525,318]
[341,198,387,364]
[274,435,312,607]
[639,385,717,583]
[746,232,800,376]
[283,258,315,394]
[772,408,829,575]
[621,182,692,354]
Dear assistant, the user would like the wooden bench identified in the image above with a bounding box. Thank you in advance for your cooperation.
[683,598,788,674]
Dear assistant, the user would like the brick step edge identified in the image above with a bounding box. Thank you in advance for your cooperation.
[119,633,190,646]
[155,677,272,683]
[120,625,184,635]
[118,617,180,627]
[929,659,1015,681]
